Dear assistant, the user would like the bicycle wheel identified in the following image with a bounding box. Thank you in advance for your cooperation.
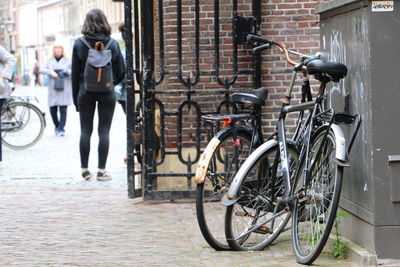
[225,141,299,251]
[292,128,343,265]
[1,101,46,150]
[196,129,254,250]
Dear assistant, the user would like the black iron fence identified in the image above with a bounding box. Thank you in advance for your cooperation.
[124,0,263,200]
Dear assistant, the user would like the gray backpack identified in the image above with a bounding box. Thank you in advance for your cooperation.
[80,37,114,93]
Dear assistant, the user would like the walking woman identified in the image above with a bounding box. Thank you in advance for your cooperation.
[40,42,72,136]
[72,9,125,181]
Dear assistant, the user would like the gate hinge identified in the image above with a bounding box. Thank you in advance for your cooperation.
[234,16,257,45]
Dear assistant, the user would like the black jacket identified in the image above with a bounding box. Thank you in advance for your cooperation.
[71,34,125,111]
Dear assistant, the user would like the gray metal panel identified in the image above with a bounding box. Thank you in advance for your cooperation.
[318,0,400,259]
[320,6,374,223]
[369,1,400,226]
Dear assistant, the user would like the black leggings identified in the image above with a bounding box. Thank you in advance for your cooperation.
[78,91,116,169]
[50,105,67,131]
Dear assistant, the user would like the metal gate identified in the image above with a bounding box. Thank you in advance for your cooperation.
[123,0,263,200]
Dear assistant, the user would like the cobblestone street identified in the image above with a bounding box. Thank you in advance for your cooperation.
[0,86,361,266]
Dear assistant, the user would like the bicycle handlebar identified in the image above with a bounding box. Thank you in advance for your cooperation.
[246,34,271,44]
[247,34,307,68]
[252,43,271,54]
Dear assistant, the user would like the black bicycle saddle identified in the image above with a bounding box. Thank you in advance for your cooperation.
[231,87,268,107]
[307,59,347,82]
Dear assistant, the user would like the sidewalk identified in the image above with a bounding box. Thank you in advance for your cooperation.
[0,86,365,266]
[0,85,127,189]
[0,184,361,267]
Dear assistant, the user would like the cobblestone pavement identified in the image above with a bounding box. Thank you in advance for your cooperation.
[0,86,360,266]
[0,185,359,267]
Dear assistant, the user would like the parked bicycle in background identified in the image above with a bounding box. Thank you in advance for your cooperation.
[1,96,46,150]
[194,86,268,250]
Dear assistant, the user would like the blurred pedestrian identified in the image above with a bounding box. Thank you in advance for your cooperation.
[0,45,16,100]
[33,60,41,87]
[72,9,125,181]
[40,42,72,136]
[0,44,17,161]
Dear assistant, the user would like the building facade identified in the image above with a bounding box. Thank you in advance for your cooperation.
[5,0,124,85]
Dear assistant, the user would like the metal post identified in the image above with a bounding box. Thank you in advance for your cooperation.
[124,0,136,198]
[252,0,262,88]
[141,0,156,198]
[133,0,141,85]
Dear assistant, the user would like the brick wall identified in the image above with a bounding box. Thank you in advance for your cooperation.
[258,0,328,134]
[150,0,328,150]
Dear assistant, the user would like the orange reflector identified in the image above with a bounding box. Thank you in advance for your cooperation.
[222,117,232,128]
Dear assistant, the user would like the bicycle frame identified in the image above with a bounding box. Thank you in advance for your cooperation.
[1,98,44,128]
[224,85,348,242]
[277,75,352,198]
[1,103,26,132]
[225,78,348,203]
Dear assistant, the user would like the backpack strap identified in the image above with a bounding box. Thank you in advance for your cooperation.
[104,38,113,50]
[80,36,92,49]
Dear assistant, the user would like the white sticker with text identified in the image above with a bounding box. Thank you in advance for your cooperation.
[372,1,394,12]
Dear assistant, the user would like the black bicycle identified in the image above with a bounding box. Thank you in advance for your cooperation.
[194,86,268,250]
[194,37,318,251]
[223,35,360,265]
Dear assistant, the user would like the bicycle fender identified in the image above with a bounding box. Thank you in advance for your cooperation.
[315,124,347,163]
[330,124,347,163]
[194,137,221,184]
[194,127,253,184]
[224,139,278,203]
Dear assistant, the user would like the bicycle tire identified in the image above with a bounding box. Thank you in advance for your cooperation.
[291,128,343,265]
[225,141,299,251]
[196,129,254,251]
[1,101,46,150]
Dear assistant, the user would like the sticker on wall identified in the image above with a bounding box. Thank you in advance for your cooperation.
[372,1,394,12]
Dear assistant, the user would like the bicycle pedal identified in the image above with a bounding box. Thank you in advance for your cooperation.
[254,226,272,234]
[213,185,222,192]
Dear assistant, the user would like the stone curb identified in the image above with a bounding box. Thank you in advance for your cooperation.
[340,237,377,266]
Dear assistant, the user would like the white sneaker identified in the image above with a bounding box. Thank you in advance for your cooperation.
[96,172,112,181]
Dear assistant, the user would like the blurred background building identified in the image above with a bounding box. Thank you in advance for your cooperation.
[1,0,124,86]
